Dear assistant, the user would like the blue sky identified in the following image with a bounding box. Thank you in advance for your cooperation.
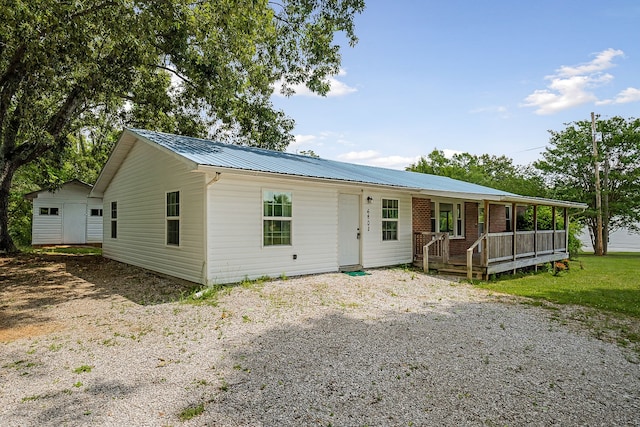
[271,0,640,169]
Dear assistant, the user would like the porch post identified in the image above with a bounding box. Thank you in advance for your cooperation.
[533,205,538,256]
[483,200,490,267]
[552,206,556,253]
[512,203,517,274]
[564,207,569,255]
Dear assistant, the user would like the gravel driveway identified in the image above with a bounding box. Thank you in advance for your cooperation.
[1,255,639,426]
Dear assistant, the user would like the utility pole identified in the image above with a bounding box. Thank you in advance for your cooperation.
[591,112,604,256]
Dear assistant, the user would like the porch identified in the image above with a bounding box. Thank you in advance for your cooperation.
[413,229,569,280]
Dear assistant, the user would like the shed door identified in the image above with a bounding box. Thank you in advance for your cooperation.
[338,194,360,267]
[63,203,87,244]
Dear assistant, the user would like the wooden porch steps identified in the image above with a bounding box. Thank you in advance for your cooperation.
[436,267,484,280]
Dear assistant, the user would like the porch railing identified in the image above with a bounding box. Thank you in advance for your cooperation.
[486,230,567,263]
[415,229,568,278]
[413,232,449,271]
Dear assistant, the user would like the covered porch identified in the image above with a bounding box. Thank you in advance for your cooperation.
[412,196,585,280]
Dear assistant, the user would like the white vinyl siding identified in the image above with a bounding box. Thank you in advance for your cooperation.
[102,141,206,284]
[86,200,103,243]
[31,200,63,245]
[207,178,413,284]
[361,193,412,268]
[207,175,337,284]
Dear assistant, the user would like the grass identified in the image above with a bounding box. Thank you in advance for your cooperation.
[182,275,271,306]
[477,253,640,318]
[178,403,205,421]
[30,246,103,255]
[73,365,93,374]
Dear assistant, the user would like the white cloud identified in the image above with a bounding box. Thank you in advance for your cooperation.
[366,155,422,170]
[337,150,419,170]
[442,149,463,158]
[469,105,510,118]
[521,49,627,115]
[598,87,640,105]
[556,48,623,77]
[288,134,318,150]
[337,150,379,161]
[273,69,357,98]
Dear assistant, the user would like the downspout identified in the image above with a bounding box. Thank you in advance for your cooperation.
[202,172,222,285]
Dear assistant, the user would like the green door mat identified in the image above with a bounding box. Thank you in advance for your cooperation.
[343,270,370,276]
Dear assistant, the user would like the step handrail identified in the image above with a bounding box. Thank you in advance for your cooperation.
[423,232,449,272]
[466,233,487,280]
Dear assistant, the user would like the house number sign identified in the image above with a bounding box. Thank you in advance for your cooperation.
[366,208,370,231]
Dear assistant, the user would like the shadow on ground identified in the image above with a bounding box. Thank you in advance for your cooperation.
[0,254,199,340]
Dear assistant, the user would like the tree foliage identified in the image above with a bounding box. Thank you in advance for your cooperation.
[535,116,640,254]
[0,0,365,252]
[407,149,548,197]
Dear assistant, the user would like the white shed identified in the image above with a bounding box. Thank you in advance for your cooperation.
[25,180,103,246]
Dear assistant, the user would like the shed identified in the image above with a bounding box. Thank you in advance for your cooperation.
[25,180,103,246]
[91,129,586,284]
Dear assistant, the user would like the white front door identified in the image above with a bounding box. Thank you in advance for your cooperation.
[338,194,360,267]
[63,203,87,244]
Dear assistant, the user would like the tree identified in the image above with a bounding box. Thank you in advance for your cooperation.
[535,116,640,255]
[0,0,365,253]
[407,149,548,197]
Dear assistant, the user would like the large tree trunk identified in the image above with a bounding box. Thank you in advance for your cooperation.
[0,160,18,254]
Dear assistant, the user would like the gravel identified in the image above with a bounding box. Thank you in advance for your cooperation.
[1,266,639,426]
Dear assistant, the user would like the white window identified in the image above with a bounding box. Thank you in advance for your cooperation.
[505,205,512,232]
[90,208,103,217]
[263,191,292,246]
[39,207,59,216]
[110,202,117,239]
[382,199,399,241]
[166,191,180,246]
[431,201,464,237]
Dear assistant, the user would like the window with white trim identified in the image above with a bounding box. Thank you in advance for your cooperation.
[110,201,117,239]
[431,201,464,237]
[39,207,59,216]
[90,208,103,217]
[166,191,180,246]
[263,191,292,246]
[382,198,399,241]
[505,205,512,232]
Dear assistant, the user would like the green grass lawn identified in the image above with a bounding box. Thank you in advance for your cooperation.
[477,253,640,318]
[29,246,103,255]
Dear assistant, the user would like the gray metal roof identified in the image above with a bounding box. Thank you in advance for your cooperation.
[130,128,512,197]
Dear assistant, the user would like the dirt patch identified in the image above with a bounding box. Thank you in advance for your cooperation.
[0,254,199,342]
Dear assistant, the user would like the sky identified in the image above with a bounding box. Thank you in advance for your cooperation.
[271,0,640,169]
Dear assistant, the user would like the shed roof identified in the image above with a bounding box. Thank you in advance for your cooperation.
[24,179,93,201]
[92,129,586,209]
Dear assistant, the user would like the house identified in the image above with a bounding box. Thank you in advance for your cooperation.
[90,129,586,284]
[24,179,103,247]
[578,226,640,252]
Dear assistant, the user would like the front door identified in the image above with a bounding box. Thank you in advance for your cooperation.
[63,203,87,244]
[338,194,360,267]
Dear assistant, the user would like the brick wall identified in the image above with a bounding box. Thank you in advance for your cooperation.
[450,202,478,255]
[412,198,431,233]
[489,204,507,233]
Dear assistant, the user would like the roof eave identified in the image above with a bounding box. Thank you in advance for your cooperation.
[90,129,198,198]
[196,166,587,209]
